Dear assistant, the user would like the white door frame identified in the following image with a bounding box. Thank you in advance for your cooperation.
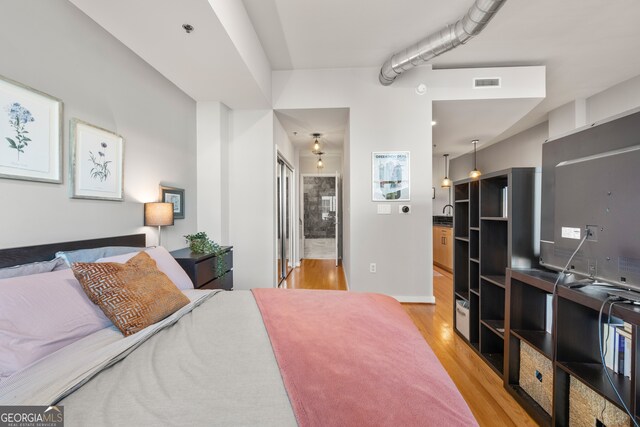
[300,173,341,261]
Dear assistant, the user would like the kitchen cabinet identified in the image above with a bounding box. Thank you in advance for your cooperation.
[433,226,453,272]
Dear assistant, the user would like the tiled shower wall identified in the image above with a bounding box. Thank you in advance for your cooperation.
[303,176,336,238]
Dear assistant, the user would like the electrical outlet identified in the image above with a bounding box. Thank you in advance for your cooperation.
[586,225,599,242]
[369,263,377,273]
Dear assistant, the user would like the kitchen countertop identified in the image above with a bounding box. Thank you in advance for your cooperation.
[433,215,453,227]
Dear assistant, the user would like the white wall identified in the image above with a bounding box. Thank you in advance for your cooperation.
[587,74,640,123]
[449,122,548,181]
[197,101,230,244]
[0,1,197,250]
[273,116,295,165]
[342,115,351,284]
[228,109,275,290]
[273,67,433,301]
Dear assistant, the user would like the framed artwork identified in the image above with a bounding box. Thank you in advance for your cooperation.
[70,119,124,201]
[0,75,63,183]
[160,186,185,219]
[372,151,410,201]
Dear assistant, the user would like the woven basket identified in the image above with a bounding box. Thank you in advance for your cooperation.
[569,376,630,427]
[519,341,553,415]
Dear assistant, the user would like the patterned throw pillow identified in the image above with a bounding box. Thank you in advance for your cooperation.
[71,251,189,336]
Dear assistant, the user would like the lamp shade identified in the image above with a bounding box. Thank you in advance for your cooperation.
[144,202,174,226]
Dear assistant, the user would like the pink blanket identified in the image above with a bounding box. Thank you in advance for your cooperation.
[252,289,477,427]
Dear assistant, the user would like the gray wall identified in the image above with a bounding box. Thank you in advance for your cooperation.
[0,1,197,250]
[450,121,548,181]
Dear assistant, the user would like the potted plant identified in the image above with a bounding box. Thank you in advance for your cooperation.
[184,232,227,278]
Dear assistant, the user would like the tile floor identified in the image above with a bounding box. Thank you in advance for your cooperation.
[304,238,336,259]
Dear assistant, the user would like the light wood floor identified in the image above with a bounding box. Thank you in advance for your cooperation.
[284,259,347,290]
[285,260,536,427]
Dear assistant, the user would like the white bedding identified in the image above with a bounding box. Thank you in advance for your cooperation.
[0,289,218,405]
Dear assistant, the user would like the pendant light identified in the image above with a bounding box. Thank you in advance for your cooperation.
[316,150,325,171]
[469,139,481,179]
[441,154,451,188]
[311,133,321,153]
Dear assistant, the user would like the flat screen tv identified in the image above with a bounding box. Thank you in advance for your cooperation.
[540,108,640,290]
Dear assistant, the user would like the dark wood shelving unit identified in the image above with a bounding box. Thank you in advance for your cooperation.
[455,290,469,301]
[505,268,640,426]
[453,168,539,380]
[482,319,505,337]
[556,362,633,411]
[511,329,553,359]
[511,385,552,426]
[481,274,506,288]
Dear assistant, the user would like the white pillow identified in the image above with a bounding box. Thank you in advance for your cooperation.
[0,269,112,381]
[97,247,193,290]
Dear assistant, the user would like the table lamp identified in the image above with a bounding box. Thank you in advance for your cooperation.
[144,202,174,246]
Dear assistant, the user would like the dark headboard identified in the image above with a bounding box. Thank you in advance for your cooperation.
[0,234,146,268]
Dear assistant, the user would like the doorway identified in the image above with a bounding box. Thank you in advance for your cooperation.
[301,173,341,265]
[276,156,295,285]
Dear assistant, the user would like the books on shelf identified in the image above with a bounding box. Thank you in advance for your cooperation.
[545,294,553,334]
[602,321,632,378]
[501,186,508,218]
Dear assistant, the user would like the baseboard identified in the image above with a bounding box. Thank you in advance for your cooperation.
[392,295,436,304]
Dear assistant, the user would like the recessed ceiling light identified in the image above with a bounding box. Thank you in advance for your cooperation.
[431,120,437,126]
[182,24,194,34]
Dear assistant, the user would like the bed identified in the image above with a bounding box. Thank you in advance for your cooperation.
[0,234,477,426]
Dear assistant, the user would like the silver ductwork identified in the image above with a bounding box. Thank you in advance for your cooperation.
[379,0,507,86]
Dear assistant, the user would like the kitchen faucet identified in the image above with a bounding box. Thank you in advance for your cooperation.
[442,204,454,216]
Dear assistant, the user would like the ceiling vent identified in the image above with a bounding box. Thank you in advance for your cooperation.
[473,77,501,88]
[378,0,507,86]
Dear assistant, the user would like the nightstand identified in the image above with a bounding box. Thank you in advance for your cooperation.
[170,247,233,290]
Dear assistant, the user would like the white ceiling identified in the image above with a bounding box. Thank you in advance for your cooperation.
[244,0,640,154]
[70,0,640,157]
[70,0,270,108]
[432,98,541,157]
[275,108,348,156]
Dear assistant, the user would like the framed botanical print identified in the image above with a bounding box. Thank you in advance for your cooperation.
[160,186,185,219]
[70,119,124,201]
[372,151,410,201]
[0,75,63,183]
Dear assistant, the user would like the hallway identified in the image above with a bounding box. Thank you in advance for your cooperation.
[284,259,347,290]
